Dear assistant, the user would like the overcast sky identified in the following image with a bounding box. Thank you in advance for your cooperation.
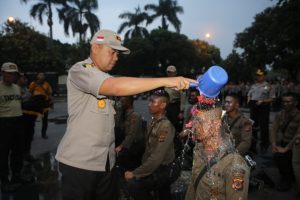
[0,0,276,58]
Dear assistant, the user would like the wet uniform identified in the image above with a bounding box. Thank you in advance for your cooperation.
[55,57,118,199]
[248,81,275,150]
[127,116,175,200]
[223,111,253,156]
[185,143,250,200]
[271,109,300,187]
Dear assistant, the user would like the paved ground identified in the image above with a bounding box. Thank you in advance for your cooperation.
[1,96,299,200]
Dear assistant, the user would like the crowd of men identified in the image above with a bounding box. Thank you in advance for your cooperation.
[0,65,53,193]
[1,28,300,200]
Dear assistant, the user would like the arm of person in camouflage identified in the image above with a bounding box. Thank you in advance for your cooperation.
[271,113,281,152]
[279,124,300,153]
[132,122,174,179]
[236,118,252,155]
[225,155,250,200]
[121,112,141,149]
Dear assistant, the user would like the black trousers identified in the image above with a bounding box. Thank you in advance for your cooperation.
[126,172,172,200]
[59,162,119,200]
[0,116,24,183]
[41,110,49,137]
[249,101,270,148]
[274,144,294,184]
[22,113,37,155]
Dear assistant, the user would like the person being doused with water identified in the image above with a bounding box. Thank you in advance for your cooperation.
[185,95,250,200]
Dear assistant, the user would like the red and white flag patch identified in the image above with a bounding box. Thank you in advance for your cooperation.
[96,36,104,42]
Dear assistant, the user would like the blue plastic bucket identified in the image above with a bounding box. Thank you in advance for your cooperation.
[191,66,228,98]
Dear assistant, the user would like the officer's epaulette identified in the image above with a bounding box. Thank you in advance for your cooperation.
[82,63,92,68]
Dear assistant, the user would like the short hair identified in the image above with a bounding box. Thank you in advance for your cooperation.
[225,93,240,104]
[151,88,169,104]
[122,96,134,106]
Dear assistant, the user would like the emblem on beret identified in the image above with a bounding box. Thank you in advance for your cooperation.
[98,99,106,109]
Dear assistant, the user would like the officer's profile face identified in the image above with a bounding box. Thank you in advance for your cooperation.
[148,95,166,115]
[2,71,19,84]
[255,74,265,82]
[166,71,177,77]
[91,44,119,72]
[282,96,297,111]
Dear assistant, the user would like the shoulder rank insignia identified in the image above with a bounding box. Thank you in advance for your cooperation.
[83,63,92,68]
[98,99,106,109]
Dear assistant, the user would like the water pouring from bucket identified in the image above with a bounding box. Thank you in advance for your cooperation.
[190,66,228,98]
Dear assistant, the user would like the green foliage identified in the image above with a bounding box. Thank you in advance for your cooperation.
[57,0,100,43]
[0,20,88,74]
[234,0,300,81]
[113,29,220,77]
[21,0,67,39]
[118,6,150,40]
[144,0,183,32]
[221,50,253,82]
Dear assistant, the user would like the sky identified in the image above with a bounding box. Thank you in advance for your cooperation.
[0,0,277,58]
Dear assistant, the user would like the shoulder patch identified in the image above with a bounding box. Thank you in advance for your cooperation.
[82,63,92,68]
[231,168,246,191]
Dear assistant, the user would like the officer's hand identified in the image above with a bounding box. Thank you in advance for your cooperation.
[115,145,123,154]
[178,112,184,119]
[124,171,134,181]
[277,146,288,153]
[272,144,279,153]
[165,77,197,90]
[256,100,263,105]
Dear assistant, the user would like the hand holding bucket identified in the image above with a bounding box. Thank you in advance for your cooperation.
[190,66,228,98]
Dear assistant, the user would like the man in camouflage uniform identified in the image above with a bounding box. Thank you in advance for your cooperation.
[247,69,275,153]
[271,92,300,191]
[115,96,144,170]
[185,98,250,200]
[223,93,253,156]
[125,89,175,200]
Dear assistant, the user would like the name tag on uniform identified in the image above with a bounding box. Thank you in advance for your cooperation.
[98,99,106,109]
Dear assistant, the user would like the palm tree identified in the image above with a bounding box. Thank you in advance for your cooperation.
[57,0,100,43]
[21,0,66,39]
[118,6,150,40]
[144,0,183,33]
